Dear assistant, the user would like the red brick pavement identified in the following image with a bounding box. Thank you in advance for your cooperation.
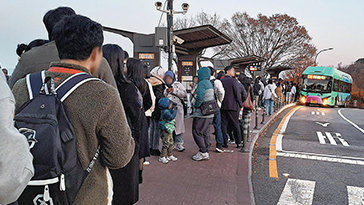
[137,109,274,205]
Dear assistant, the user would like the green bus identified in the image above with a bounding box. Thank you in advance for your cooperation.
[300,66,352,107]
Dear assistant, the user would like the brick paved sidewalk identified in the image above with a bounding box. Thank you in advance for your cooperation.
[137,109,275,205]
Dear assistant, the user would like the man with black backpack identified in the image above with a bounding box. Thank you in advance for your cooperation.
[12,15,135,205]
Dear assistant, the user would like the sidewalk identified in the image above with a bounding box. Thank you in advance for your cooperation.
[137,109,277,205]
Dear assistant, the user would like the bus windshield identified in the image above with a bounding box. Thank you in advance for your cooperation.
[302,78,332,93]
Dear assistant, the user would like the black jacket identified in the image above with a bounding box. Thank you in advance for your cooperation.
[110,81,141,205]
[152,83,165,120]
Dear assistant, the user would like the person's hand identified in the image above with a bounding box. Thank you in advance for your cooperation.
[167,88,174,93]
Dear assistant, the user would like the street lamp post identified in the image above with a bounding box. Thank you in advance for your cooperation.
[155,1,189,70]
[314,47,333,66]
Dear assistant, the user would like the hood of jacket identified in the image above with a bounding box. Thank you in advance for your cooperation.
[158,97,170,110]
[148,75,164,86]
[164,70,176,87]
[197,67,211,81]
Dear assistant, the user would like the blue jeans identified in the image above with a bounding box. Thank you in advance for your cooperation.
[265,99,274,115]
[213,109,224,148]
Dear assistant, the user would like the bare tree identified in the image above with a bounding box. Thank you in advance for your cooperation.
[217,12,316,69]
[175,12,316,72]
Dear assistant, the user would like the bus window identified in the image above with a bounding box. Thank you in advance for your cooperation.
[333,79,340,92]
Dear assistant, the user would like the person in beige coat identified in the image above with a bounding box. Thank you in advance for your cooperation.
[12,15,134,205]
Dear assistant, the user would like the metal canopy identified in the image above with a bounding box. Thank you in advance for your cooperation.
[230,55,266,69]
[266,66,293,78]
[266,66,293,73]
[174,25,232,54]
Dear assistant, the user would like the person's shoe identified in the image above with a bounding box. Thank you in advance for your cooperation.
[222,144,228,148]
[201,152,210,160]
[236,143,244,148]
[192,152,204,161]
[228,140,236,144]
[167,155,178,162]
[143,161,150,166]
[159,157,169,164]
[150,149,161,156]
[216,147,224,153]
[175,144,186,152]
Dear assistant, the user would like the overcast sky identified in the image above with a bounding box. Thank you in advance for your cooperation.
[0,0,363,73]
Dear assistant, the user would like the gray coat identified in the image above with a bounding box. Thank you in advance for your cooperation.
[9,41,116,88]
[0,72,33,205]
[164,81,187,135]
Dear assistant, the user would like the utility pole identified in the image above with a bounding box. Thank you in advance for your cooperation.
[167,0,173,70]
[155,1,189,70]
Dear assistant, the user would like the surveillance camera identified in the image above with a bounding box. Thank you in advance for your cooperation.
[155,2,162,10]
[173,35,185,45]
[181,3,189,11]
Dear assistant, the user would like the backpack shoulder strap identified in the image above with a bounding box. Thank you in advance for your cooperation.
[26,70,49,100]
[56,72,100,102]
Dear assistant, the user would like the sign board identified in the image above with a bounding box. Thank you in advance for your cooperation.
[138,53,155,60]
[182,61,193,66]
[181,61,194,76]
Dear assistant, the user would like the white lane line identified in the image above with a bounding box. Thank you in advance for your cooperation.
[316,131,326,144]
[311,111,315,115]
[347,185,364,205]
[336,133,349,147]
[276,134,283,151]
[277,178,315,205]
[338,109,364,134]
[325,132,337,145]
[277,151,364,166]
[280,149,364,161]
[275,106,302,152]
[281,106,302,133]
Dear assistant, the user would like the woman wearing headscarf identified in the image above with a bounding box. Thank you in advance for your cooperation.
[164,71,187,152]
[102,44,141,205]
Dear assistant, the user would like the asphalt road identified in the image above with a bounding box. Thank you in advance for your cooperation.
[252,105,364,205]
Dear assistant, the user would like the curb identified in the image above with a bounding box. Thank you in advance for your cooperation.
[248,103,296,205]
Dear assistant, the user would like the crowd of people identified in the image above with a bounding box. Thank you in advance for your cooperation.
[0,6,300,205]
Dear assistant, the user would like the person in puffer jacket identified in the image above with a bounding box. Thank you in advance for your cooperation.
[158,97,178,164]
[191,67,215,161]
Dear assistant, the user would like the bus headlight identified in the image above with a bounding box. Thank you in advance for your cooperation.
[322,98,329,105]
[300,96,306,104]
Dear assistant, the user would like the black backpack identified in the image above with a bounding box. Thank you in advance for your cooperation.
[253,82,261,96]
[15,71,100,205]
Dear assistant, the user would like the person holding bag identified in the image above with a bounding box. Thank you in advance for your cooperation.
[238,74,254,152]
[191,67,216,161]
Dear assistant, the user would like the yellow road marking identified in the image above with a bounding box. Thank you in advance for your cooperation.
[269,106,301,178]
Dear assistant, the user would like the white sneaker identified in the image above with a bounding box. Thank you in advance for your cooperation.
[201,152,210,160]
[175,144,185,152]
[167,155,178,162]
[192,152,210,161]
[192,152,203,161]
[215,147,224,153]
[159,157,169,164]
[143,161,150,166]
[228,140,236,144]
